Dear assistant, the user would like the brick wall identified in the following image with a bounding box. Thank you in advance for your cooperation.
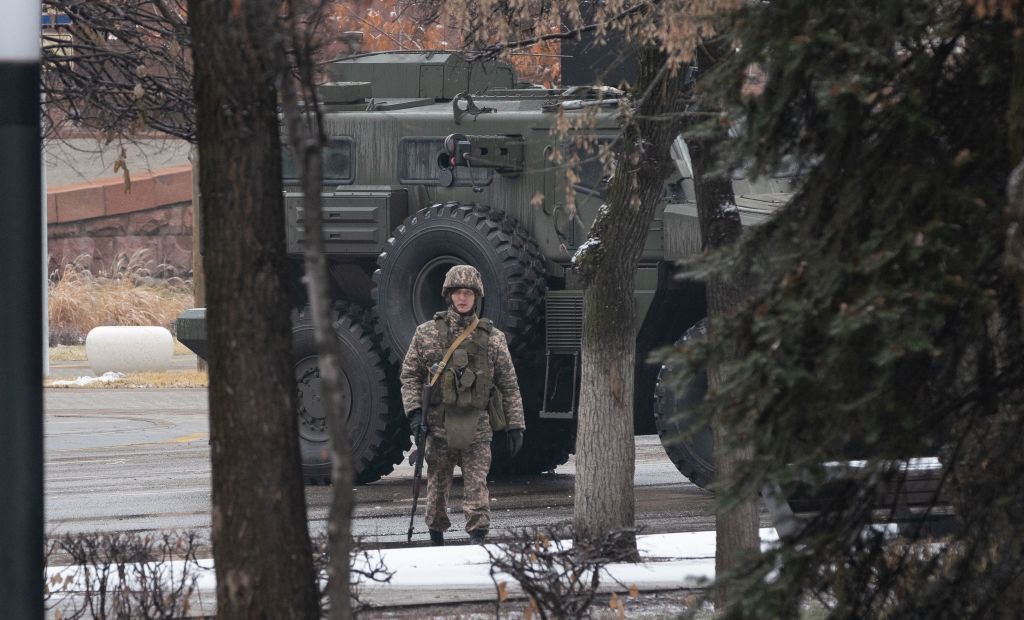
[47,165,194,276]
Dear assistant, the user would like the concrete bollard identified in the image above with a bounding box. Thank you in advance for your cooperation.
[85,326,174,375]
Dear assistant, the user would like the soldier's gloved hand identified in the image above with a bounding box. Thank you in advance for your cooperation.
[507,428,524,458]
[408,409,425,447]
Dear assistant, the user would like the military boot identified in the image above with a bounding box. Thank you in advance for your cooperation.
[429,530,445,546]
[468,529,488,544]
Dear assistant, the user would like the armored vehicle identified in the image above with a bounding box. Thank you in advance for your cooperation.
[176,51,792,486]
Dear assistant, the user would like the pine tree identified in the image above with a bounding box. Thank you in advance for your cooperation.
[669,2,1024,617]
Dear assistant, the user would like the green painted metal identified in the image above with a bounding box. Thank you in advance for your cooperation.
[176,52,796,482]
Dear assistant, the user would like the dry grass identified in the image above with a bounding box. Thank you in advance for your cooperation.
[45,371,208,389]
[48,250,194,346]
[49,344,89,361]
[49,340,194,362]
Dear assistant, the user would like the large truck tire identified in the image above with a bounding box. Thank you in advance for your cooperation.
[490,417,575,476]
[372,202,545,362]
[654,320,715,489]
[292,304,410,485]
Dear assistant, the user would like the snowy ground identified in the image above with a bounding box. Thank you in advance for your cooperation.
[47,529,779,618]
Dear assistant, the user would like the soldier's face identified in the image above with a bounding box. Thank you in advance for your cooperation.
[451,288,476,314]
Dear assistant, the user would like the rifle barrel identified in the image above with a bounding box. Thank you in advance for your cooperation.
[407,383,432,543]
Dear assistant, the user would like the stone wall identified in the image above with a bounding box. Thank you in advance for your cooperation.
[47,165,194,276]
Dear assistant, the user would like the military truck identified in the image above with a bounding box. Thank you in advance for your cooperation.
[176,51,792,486]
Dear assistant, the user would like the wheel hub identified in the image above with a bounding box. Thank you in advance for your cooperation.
[295,356,353,442]
[412,255,462,323]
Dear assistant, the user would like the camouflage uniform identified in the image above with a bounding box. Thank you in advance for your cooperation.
[400,265,525,536]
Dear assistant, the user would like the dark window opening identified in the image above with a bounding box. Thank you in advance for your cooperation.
[282,137,354,184]
[568,138,619,199]
[398,137,492,186]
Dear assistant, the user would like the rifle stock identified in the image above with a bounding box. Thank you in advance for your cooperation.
[407,383,431,542]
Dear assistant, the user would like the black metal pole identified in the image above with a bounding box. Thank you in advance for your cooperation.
[0,12,43,617]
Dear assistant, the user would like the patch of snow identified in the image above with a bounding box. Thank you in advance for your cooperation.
[46,529,781,613]
[671,135,694,179]
[351,529,780,598]
[561,85,625,98]
[50,372,125,387]
[821,458,942,471]
[571,236,602,265]
[720,203,739,214]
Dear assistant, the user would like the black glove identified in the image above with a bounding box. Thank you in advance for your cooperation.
[408,408,425,447]
[507,428,524,458]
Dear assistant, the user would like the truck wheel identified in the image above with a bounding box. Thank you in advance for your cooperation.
[292,305,410,485]
[490,418,575,476]
[373,202,545,362]
[654,320,715,489]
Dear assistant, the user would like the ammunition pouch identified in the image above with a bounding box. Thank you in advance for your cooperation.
[432,314,499,448]
[442,406,482,450]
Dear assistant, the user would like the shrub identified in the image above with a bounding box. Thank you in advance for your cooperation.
[45,531,204,619]
[48,251,194,345]
[485,525,640,619]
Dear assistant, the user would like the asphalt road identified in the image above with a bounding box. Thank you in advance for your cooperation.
[44,388,719,547]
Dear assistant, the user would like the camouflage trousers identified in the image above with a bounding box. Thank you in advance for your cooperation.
[424,434,491,534]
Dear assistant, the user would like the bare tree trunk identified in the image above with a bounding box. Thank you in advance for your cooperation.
[573,45,687,557]
[278,5,356,614]
[1007,38,1024,324]
[575,277,640,555]
[1010,159,1024,321]
[284,110,354,620]
[189,147,206,372]
[687,38,760,607]
[189,1,318,617]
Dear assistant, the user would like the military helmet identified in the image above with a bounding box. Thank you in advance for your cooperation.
[441,264,485,299]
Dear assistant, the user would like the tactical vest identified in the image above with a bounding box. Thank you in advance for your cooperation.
[429,312,493,449]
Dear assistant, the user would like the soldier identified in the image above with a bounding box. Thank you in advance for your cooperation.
[400,264,526,545]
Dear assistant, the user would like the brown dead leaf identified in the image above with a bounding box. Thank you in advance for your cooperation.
[497,581,509,602]
[629,583,639,599]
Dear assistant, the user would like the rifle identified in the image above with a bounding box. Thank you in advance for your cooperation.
[407,383,431,543]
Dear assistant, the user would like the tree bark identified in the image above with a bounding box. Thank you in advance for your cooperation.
[189,147,206,372]
[1008,38,1024,322]
[687,39,760,609]
[189,1,319,617]
[573,45,687,557]
[278,11,356,615]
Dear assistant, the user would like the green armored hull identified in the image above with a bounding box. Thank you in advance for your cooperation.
[177,51,792,486]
